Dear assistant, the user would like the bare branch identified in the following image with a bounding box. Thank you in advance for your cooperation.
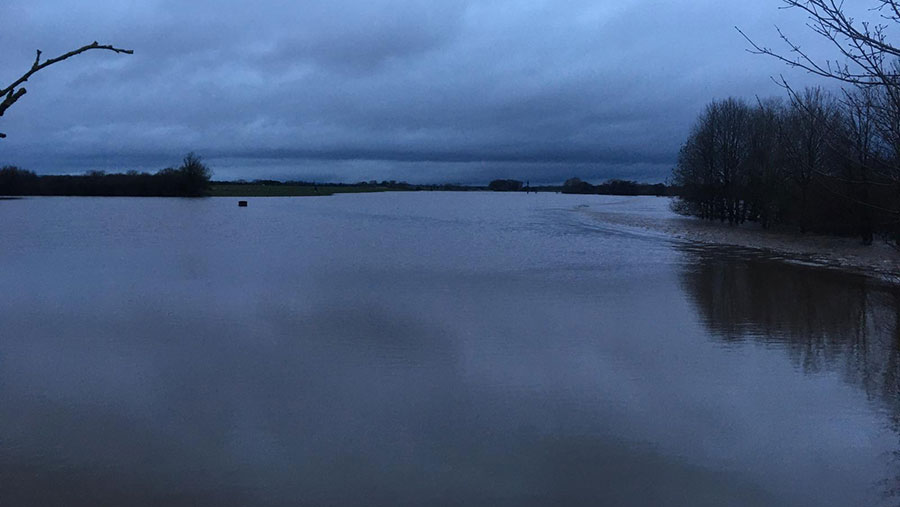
[736,26,874,84]
[738,0,900,88]
[0,41,133,139]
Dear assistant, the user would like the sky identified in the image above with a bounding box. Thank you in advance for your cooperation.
[0,0,850,183]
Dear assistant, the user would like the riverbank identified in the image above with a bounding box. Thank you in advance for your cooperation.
[577,197,900,282]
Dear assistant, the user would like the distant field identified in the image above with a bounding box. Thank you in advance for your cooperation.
[209,184,399,197]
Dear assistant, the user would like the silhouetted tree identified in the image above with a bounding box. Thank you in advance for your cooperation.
[838,87,881,243]
[0,42,133,139]
[0,166,39,195]
[672,98,753,224]
[781,87,842,231]
[0,154,211,197]
[178,152,212,196]
[561,177,594,194]
[745,98,788,228]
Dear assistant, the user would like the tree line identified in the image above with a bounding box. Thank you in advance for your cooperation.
[673,0,900,245]
[671,88,899,244]
[488,178,669,195]
[0,153,211,197]
[561,177,668,196]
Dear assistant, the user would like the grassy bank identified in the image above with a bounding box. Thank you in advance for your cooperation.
[209,184,399,197]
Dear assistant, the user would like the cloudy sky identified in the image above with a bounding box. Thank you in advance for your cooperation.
[1,0,844,183]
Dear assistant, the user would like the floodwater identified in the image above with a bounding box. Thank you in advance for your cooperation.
[0,192,898,506]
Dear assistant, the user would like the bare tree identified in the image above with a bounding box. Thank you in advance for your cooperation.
[781,87,842,231]
[673,102,720,220]
[0,41,133,139]
[837,87,880,242]
[745,97,787,228]
[672,98,753,224]
[739,1,900,241]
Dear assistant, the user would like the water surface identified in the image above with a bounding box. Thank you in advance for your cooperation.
[1,193,898,506]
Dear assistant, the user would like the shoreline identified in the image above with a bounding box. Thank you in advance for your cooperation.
[579,204,900,283]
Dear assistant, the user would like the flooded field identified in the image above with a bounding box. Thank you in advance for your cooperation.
[1,193,898,506]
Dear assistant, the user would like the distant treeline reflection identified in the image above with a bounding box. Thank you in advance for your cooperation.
[680,245,900,411]
[0,153,211,197]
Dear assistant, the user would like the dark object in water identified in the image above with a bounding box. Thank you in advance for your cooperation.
[238,201,248,207]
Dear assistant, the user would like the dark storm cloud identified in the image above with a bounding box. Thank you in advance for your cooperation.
[0,0,839,182]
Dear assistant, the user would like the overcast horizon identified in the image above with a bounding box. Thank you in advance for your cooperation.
[1,0,849,184]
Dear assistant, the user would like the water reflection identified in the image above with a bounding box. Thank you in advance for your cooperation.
[678,244,900,496]
[3,195,898,505]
